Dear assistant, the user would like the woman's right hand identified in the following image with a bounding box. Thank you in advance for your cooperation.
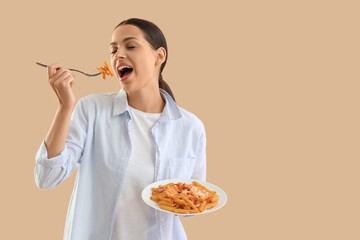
[47,63,76,108]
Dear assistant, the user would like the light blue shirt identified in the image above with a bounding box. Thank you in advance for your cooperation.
[34,88,207,240]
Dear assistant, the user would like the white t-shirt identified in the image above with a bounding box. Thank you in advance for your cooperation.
[112,105,162,240]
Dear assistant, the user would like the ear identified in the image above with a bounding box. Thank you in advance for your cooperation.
[155,47,166,65]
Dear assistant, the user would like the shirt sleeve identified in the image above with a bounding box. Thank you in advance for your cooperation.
[190,124,207,182]
[34,97,88,189]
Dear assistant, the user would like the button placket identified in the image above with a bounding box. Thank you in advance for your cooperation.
[153,123,161,182]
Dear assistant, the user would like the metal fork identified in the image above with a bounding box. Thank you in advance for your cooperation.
[35,62,101,77]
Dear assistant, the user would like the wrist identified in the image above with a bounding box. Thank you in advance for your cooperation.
[58,102,75,112]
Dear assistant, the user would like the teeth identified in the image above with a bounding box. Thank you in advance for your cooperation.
[117,66,132,71]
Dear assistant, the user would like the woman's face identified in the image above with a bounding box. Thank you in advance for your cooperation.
[110,24,165,92]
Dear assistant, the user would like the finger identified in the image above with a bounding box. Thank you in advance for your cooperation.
[70,72,75,87]
[47,63,63,80]
[51,73,71,94]
[57,69,72,81]
[49,67,73,84]
[49,82,61,101]
[68,73,75,87]
[49,71,61,90]
[49,67,66,88]
[60,69,75,80]
[54,73,73,89]
[50,69,70,87]
[63,74,74,88]
[50,67,68,82]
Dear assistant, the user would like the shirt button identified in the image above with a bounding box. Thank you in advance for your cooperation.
[160,217,164,222]
[158,147,162,152]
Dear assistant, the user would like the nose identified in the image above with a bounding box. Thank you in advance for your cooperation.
[115,48,126,59]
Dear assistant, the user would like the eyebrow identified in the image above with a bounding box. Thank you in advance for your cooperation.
[109,37,139,46]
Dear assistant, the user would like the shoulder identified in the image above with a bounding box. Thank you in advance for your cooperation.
[77,92,118,112]
[176,106,206,135]
[74,92,118,117]
[79,92,117,105]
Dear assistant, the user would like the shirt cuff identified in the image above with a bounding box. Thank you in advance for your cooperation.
[35,140,67,168]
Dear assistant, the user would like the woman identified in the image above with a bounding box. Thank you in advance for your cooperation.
[34,18,206,240]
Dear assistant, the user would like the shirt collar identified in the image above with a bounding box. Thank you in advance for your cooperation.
[113,88,183,121]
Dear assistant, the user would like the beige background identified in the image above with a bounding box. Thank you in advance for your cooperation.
[1,0,359,239]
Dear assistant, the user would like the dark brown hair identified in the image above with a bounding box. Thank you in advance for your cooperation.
[114,18,176,103]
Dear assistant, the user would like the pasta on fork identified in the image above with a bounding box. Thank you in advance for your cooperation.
[94,61,113,80]
[150,181,219,214]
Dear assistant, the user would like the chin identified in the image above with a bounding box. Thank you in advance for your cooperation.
[120,83,135,93]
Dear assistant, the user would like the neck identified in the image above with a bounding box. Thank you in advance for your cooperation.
[127,87,165,113]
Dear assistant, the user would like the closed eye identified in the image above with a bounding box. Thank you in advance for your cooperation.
[110,46,135,55]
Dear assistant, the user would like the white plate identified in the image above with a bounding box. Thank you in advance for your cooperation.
[141,179,227,216]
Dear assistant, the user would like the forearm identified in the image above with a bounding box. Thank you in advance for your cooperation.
[44,104,75,158]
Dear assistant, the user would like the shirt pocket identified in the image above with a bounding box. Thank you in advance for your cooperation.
[167,157,196,179]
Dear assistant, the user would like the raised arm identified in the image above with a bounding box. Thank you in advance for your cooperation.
[45,63,76,158]
[34,63,87,190]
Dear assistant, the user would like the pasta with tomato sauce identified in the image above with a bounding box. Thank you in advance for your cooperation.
[150,181,219,214]
[94,61,114,80]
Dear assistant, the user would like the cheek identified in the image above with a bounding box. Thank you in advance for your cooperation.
[137,61,154,76]
[133,52,157,76]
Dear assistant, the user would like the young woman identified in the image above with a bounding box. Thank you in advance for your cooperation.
[34,18,206,240]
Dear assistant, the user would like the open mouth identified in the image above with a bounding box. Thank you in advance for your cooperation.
[118,66,133,78]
